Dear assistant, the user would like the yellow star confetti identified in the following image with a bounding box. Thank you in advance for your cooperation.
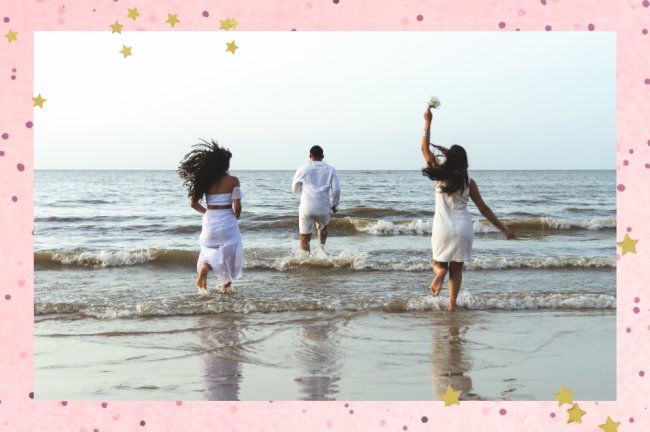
[617,234,638,255]
[567,403,586,424]
[440,384,461,406]
[553,385,575,406]
[226,41,238,54]
[599,416,620,432]
[219,18,239,31]
[33,94,46,108]
[166,13,180,28]
[110,21,123,34]
[120,45,132,58]
[127,7,140,21]
[4,30,18,43]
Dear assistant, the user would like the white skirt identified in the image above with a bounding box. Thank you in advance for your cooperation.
[197,209,243,284]
[430,212,473,262]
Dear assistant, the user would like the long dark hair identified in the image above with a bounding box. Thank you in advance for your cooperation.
[178,139,232,201]
[421,144,469,195]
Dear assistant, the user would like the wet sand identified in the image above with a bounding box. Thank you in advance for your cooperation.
[34,309,615,401]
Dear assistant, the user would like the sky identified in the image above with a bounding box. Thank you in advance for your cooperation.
[34,31,616,170]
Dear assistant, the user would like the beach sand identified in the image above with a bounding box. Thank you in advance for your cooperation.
[35,308,615,401]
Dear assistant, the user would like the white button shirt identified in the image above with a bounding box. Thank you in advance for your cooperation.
[292,160,341,216]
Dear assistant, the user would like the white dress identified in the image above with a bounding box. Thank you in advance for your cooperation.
[431,178,473,262]
[197,187,244,284]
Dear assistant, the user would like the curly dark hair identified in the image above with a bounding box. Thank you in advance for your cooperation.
[178,139,232,201]
[421,144,469,195]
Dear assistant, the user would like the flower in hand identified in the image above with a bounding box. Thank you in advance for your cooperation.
[428,96,441,109]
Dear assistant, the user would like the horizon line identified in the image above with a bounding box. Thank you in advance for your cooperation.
[34,168,617,171]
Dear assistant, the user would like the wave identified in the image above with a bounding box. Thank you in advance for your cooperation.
[36,212,615,237]
[34,292,616,319]
[333,216,615,236]
[250,253,615,271]
[35,248,616,270]
[35,249,197,268]
[35,215,159,223]
[510,216,616,231]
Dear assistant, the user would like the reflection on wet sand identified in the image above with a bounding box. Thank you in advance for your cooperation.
[431,314,477,400]
[294,316,341,401]
[198,315,244,401]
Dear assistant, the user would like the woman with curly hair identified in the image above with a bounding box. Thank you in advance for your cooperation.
[178,140,243,295]
[421,108,515,312]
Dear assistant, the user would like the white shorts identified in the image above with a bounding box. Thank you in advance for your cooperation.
[299,213,330,235]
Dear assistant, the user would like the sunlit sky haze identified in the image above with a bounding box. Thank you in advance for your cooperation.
[35,31,615,170]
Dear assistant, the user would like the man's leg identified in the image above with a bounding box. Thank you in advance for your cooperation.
[317,225,328,246]
[298,214,314,252]
[300,234,312,252]
[315,214,330,249]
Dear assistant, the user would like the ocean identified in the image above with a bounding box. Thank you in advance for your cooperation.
[34,170,616,400]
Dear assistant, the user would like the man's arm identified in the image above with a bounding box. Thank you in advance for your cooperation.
[291,167,303,195]
[330,168,340,212]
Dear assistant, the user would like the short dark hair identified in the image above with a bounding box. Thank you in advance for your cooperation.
[309,145,324,157]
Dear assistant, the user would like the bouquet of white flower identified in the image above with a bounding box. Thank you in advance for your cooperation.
[428,96,441,109]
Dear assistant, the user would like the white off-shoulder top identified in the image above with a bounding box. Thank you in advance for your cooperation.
[205,186,243,205]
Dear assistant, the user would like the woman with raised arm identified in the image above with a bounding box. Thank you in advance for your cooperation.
[178,140,243,296]
[421,107,514,312]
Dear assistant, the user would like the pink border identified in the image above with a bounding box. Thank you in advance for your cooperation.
[1,0,647,430]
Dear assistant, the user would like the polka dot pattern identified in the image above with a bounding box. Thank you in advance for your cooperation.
[0,1,648,432]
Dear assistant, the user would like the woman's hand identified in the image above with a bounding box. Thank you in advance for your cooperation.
[502,228,516,240]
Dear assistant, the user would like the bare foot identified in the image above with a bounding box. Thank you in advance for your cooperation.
[196,265,209,289]
[430,266,447,296]
[219,282,233,294]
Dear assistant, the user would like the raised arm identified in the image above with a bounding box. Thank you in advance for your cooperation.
[421,108,437,167]
[469,179,515,239]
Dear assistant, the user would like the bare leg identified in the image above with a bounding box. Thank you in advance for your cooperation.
[447,261,464,312]
[196,263,211,289]
[300,234,312,253]
[430,260,448,296]
[219,281,232,294]
[317,225,328,247]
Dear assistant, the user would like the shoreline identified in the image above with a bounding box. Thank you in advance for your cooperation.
[35,309,615,401]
